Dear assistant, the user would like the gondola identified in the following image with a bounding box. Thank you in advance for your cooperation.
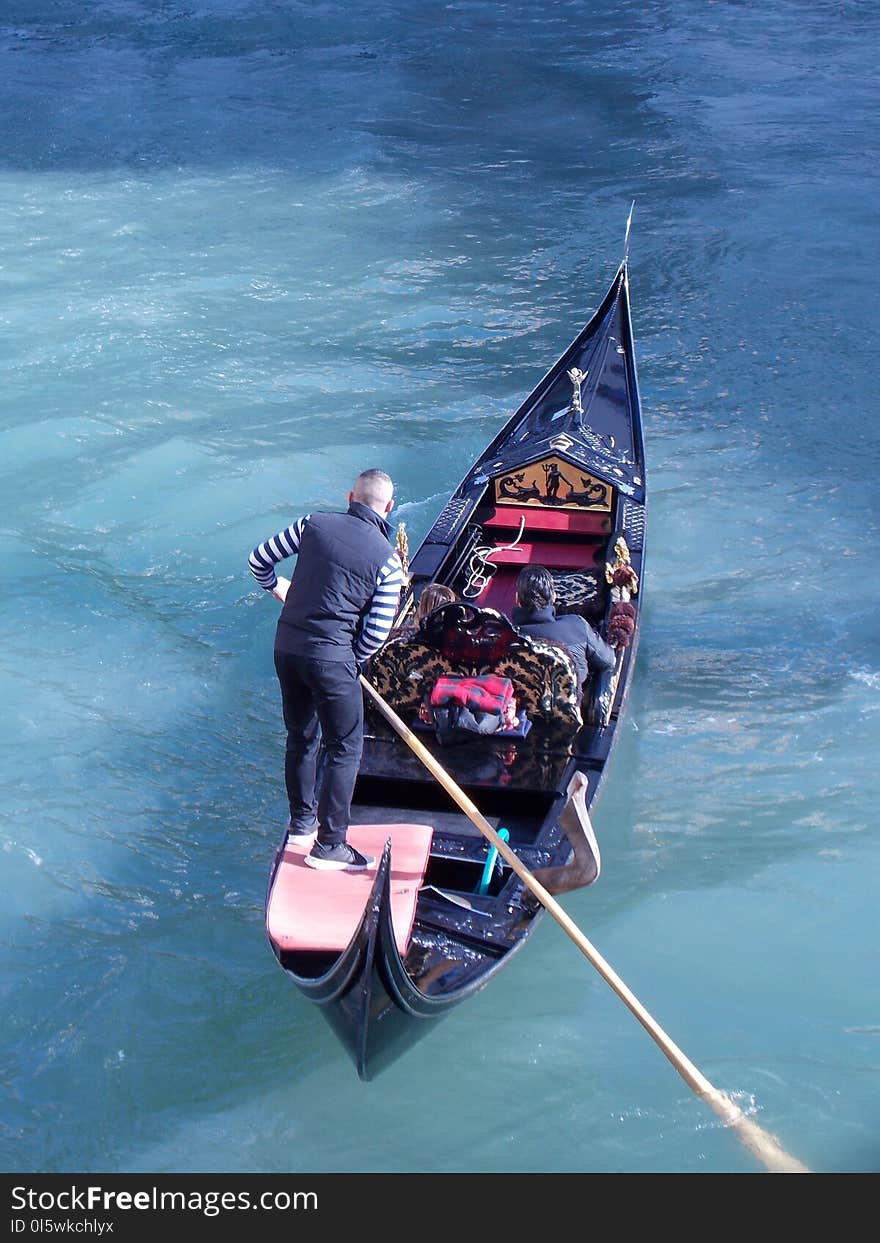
[265,216,646,1080]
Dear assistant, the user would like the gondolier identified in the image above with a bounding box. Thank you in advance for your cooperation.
[248,469,405,871]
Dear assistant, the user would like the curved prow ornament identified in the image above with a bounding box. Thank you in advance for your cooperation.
[624,199,635,262]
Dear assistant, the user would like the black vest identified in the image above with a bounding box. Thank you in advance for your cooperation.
[275,502,393,660]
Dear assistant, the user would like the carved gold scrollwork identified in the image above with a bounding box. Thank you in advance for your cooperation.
[395,522,409,575]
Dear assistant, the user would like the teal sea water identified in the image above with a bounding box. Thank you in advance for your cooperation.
[1,1,878,1176]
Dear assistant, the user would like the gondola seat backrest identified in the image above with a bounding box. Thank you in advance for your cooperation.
[493,637,582,731]
[418,602,521,667]
[365,601,582,734]
[365,633,459,717]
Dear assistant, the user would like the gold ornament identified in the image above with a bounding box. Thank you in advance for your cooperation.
[395,522,410,576]
[605,535,638,594]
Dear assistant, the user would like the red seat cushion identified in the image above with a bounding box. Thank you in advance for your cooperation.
[485,540,601,569]
[483,505,612,536]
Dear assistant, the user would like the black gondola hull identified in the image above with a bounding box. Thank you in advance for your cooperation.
[266,242,646,1078]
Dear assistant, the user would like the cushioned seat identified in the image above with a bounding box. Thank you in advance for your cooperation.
[366,635,458,716]
[364,602,582,735]
[493,640,582,731]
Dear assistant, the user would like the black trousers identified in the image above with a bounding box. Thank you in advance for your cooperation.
[273,650,363,847]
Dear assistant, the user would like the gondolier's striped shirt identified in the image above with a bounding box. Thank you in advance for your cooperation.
[249,514,405,664]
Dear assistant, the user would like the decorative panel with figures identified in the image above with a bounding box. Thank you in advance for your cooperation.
[494,454,612,511]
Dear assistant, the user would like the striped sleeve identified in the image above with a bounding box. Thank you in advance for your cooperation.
[354,551,406,663]
[248,515,310,591]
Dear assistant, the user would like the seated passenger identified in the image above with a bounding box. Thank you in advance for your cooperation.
[417,582,458,624]
[392,582,458,639]
[511,565,615,689]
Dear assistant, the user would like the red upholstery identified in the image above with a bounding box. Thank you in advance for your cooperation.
[476,566,519,613]
[483,505,612,536]
[485,540,601,569]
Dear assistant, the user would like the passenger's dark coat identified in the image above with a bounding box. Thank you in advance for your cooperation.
[511,604,615,686]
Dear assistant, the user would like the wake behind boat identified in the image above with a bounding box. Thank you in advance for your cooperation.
[265,220,646,1079]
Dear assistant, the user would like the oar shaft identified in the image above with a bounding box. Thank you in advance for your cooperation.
[360,674,809,1173]
[361,677,710,1084]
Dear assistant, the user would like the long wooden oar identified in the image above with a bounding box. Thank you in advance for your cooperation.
[360,674,809,1174]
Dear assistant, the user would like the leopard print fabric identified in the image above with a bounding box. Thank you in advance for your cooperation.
[364,631,582,732]
[494,638,582,728]
[364,637,468,716]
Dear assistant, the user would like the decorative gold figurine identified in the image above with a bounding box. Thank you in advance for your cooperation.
[605,535,638,649]
[395,521,410,576]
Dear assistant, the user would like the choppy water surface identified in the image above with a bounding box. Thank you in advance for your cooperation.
[1,2,878,1175]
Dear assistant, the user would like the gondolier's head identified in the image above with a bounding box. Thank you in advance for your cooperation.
[516,565,555,611]
[350,468,394,516]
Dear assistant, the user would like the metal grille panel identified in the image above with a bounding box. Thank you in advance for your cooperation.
[424,497,471,543]
[623,501,645,549]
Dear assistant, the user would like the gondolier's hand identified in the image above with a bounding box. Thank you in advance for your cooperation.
[272,576,291,604]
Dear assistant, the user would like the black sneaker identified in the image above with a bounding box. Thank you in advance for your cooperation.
[304,842,375,871]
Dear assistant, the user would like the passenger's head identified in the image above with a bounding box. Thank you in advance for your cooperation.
[417,582,457,621]
[516,565,555,611]
[351,468,394,516]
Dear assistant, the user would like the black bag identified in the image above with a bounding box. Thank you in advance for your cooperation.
[429,702,506,747]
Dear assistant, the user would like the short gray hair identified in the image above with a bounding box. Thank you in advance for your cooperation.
[352,468,393,508]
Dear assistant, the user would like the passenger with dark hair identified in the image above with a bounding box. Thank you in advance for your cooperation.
[512,564,615,688]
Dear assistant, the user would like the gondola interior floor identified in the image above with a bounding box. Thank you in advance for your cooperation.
[266,823,434,954]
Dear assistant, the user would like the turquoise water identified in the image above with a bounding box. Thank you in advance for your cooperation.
[1,1,878,1175]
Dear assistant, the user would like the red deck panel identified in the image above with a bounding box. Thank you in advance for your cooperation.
[483,505,612,536]
[485,540,601,569]
[478,565,520,614]
[266,823,434,955]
